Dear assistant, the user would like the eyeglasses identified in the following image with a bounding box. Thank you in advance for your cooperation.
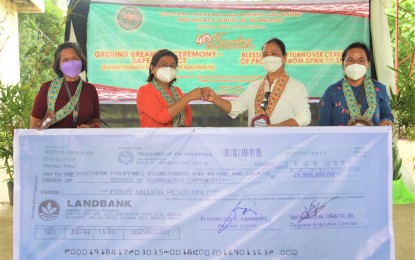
[260,91,271,110]
[157,63,178,69]
[345,58,367,65]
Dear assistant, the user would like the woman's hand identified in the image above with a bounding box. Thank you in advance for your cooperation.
[379,119,393,126]
[186,87,202,101]
[34,111,55,129]
[201,87,217,102]
[78,120,100,128]
[201,87,232,113]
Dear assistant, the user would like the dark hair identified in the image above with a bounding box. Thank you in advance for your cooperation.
[341,42,372,62]
[147,49,179,84]
[53,42,87,77]
[262,38,287,56]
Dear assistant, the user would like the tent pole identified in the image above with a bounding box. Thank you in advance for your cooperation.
[395,0,399,94]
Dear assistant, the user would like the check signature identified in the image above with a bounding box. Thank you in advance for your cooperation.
[297,196,338,223]
[218,201,258,233]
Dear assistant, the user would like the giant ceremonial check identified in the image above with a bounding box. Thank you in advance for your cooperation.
[14,127,394,259]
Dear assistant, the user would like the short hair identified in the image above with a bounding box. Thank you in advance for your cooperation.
[53,42,87,77]
[262,38,287,56]
[341,42,372,62]
[147,49,179,84]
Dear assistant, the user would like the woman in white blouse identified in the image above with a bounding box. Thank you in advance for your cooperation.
[202,38,311,127]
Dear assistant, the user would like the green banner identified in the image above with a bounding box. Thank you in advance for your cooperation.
[87,3,369,98]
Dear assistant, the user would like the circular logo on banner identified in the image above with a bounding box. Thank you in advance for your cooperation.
[117,6,143,30]
[38,199,60,221]
[118,151,134,165]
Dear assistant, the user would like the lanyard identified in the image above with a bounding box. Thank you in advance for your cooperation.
[63,81,80,126]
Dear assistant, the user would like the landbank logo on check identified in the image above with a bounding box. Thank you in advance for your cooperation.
[38,199,60,221]
[118,151,134,165]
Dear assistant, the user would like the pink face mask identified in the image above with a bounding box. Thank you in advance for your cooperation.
[60,60,82,77]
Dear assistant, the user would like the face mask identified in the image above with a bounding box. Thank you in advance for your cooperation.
[60,60,82,77]
[156,67,177,83]
[344,63,367,81]
[261,56,283,73]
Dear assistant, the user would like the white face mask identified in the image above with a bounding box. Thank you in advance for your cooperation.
[261,56,283,73]
[344,64,367,81]
[156,67,177,83]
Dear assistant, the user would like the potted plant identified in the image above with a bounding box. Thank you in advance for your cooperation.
[389,64,415,203]
[0,81,36,206]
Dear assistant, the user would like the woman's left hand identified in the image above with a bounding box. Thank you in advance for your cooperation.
[379,119,393,126]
